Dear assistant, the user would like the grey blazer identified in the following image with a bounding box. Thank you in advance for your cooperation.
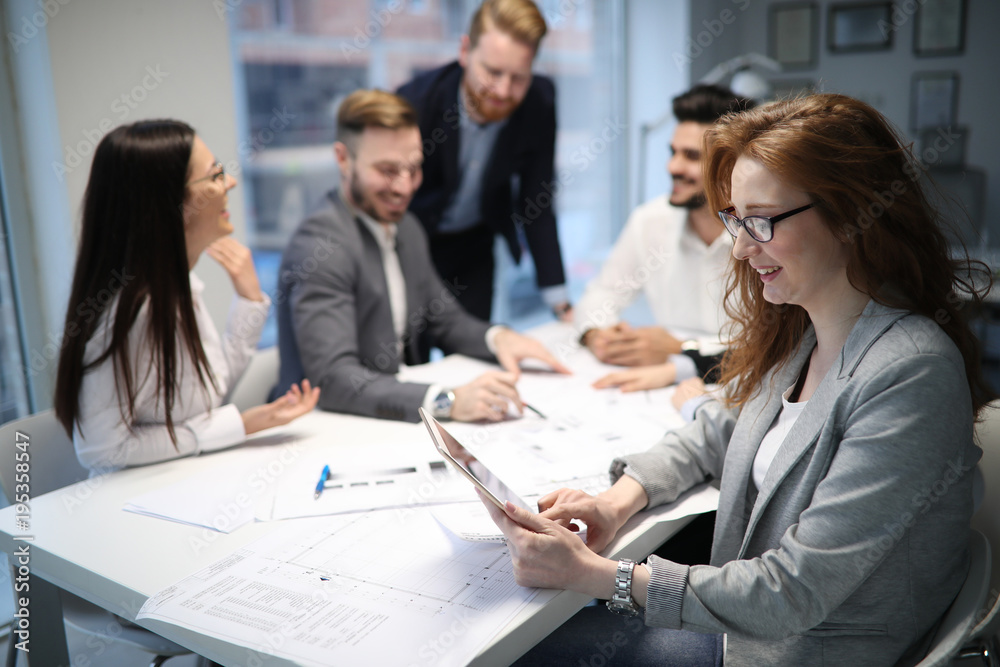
[275,189,492,422]
[613,300,982,666]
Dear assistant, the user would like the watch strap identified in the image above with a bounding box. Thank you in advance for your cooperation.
[606,558,640,616]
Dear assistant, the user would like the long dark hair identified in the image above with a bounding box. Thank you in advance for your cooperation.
[55,119,218,444]
[704,94,993,416]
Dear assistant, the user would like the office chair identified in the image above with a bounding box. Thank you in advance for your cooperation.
[227,345,279,412]
[956,400,1000,666]
[916,529,991,667]
[0,410,196,667]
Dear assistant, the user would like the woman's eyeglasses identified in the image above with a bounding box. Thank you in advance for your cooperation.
[717,203,816,243]
[187,161,226,186]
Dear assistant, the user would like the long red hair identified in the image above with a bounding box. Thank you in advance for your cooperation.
[704,94,992,416]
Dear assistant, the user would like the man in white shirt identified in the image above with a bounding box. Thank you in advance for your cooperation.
[575,85,755,385]
[275,89,568,423]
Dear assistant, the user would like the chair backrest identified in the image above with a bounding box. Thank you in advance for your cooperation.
[974,401,1000,595]
[227,345,279,412]
[917,529,991,667]
[0,409,89,503]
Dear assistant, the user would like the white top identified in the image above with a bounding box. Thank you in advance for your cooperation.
[73,273,270,472]
[752,384,809,490]
[574,196,731,349]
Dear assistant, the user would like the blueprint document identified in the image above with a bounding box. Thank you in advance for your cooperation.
[137,509,538,667]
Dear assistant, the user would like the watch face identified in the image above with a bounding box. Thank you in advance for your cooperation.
[432,391,453,418]
[606,599,639,617]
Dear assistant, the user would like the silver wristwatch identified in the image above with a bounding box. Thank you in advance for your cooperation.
[606,559,640,617]
[431,389,455,419]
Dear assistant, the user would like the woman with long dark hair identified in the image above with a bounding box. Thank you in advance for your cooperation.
[481,94,992,665]
[55,119,318,471]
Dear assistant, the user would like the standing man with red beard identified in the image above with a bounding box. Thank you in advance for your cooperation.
[396,0,570,322]
[576,85,755,387]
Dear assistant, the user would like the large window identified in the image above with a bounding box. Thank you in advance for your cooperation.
[0,163,29,425]
[228,0,626,343]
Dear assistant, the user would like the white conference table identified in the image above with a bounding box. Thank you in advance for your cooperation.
[0,327,703,666]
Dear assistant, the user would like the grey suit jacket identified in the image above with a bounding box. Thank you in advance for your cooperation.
[275,189,493,422]
[613,300,982,666]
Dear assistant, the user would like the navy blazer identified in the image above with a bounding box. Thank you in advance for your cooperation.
[396,61,566,289]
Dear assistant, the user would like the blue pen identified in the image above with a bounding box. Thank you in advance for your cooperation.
[314,465,330,500]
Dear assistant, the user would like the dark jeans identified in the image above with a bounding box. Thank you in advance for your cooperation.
[515,513,721,666]
[512,604,723,667]
[428,223,496,321]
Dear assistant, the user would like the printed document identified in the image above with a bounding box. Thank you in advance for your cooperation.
[138,509,538,667]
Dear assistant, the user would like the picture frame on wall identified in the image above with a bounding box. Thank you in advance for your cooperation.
[769,2,819,69]
[828,2,894,53]
[910,71,959,131]
[914,0,966,56]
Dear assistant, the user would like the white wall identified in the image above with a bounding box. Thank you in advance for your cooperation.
[46,0,247,325]
[688,0,1000,244]
[4,0,249,407]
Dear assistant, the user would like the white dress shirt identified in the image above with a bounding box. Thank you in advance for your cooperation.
[74,273,270,472]
[574,196,731,346]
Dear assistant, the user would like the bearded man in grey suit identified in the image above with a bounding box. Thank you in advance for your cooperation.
[275,89,568,423]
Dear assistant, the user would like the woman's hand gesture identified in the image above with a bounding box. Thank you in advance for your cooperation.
[207,237,264,302]
[241,380,320,435]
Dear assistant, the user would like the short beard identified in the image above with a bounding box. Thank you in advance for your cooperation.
[349,168,404,223]
[671,191,707,211]
[462,76,517,124]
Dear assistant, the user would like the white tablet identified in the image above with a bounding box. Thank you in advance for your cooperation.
[418,407,531,512]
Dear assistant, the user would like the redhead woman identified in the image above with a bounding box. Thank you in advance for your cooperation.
[483,95,991,666]
[55,120,318,472]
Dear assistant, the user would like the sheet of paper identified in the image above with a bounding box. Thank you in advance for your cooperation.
[430,481,719,544]
[138,510,538,667]
[430,502,512,542]
[123,450,274,533]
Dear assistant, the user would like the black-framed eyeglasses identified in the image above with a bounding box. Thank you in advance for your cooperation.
[187,161,226,186]
[718,202,817,243]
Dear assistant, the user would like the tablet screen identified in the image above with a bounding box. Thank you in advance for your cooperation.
[418,408,531,512]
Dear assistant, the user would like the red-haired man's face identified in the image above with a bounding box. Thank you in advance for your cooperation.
[459,27,534,124]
